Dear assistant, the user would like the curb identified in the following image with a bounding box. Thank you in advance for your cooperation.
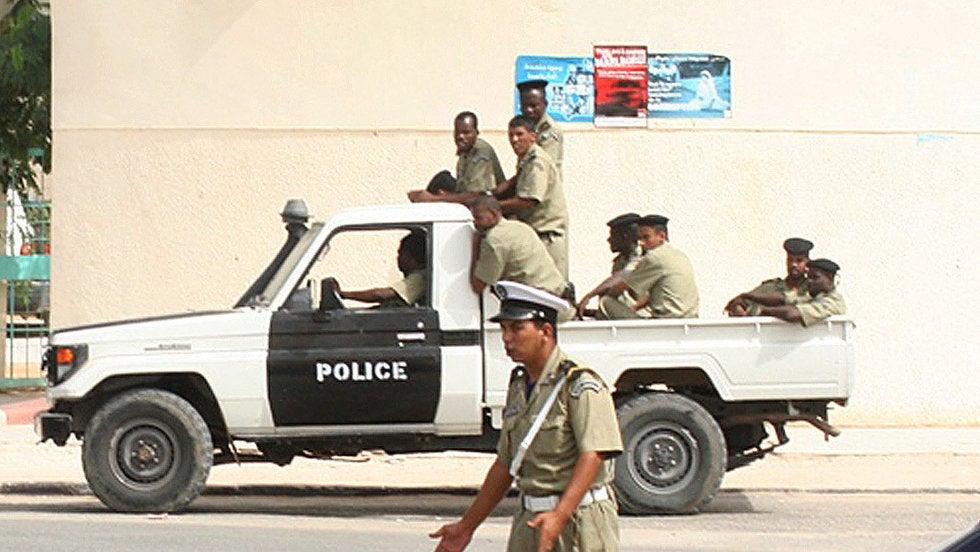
[0,397,48,426]
[2,483,978,498]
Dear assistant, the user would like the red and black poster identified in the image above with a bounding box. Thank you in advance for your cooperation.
[593,45,648,127]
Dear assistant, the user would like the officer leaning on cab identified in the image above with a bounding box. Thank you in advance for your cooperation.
[430,281,622,552]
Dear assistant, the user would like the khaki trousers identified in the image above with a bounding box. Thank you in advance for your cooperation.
[539,232,569,281]
[506,498,619,552]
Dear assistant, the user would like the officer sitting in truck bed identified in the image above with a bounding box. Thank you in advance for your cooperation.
[728,258,846,326]
[336,230,427,308]
[724,237,813,316]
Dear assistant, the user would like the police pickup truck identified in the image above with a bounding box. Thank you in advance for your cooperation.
[36,201,855,514]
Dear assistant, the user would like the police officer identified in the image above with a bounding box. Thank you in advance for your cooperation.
[336,230,427,307]
[470,196,567,298]
[724,237,813,315]
[430,281,622,552]
[408,111,506,204]
[517,79,564,173]
[575,212,643,318]
[595,214,700,319]
[495,115,569,279]
[730,258,847,326]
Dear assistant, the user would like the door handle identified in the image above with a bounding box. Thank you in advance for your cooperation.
[396,332,426,342]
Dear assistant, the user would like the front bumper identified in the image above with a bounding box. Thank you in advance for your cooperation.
[35,412,72,446]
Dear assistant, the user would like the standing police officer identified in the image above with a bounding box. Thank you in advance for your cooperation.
[517,79,564,174]
[430,281,622,552]
[496,115,570,279]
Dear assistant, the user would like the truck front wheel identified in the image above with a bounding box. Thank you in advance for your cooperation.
[82,389,212,513]
[613,393,726,514]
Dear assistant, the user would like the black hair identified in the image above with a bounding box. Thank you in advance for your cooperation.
[508,115,536,133]
[400,230,427,268]
[469,194,502,213]
[454,111,479,130]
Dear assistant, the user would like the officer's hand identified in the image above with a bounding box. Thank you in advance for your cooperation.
[429,522,473,552]
[407,190,433,203]
[575,296,591,318]
[728,303,747,317]
[527,511,570,552]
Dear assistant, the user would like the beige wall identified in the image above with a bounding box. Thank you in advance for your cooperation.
[50,1,980,425]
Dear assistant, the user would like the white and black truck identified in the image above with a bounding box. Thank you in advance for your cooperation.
[36,202,855,514]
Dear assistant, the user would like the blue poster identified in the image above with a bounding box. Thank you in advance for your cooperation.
[648,53,731,119]
[514,56,594,123]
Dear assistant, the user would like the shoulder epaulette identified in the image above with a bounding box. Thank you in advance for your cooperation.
[509,366,526,383]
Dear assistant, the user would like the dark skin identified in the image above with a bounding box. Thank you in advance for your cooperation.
[430,319,605,552]
[725,253,810,314]
[468,204,502,294]
[589,226,667,313]
[730,267,835,321]
[575,225,638,317]
[520,88,547,124]
[408,115,487,205]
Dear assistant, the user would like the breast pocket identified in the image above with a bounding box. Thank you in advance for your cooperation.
[532,412,575,461]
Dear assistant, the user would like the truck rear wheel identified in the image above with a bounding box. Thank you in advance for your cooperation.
[82,389,212,513]
[613,393,726,514]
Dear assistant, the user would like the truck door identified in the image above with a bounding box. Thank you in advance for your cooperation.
[267,307,441,426]
[265,226,442,427]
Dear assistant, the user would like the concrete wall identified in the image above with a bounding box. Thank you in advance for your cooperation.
[50,1,980,425]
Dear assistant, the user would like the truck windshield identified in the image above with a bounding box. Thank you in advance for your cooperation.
[241,222,325,308]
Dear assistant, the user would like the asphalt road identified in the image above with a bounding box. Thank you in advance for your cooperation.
[0,490,976,552]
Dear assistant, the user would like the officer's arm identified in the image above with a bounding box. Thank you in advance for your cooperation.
[410,189,483,205]
[742,292,787,306]
[470,234,489,294]
[339,287,398,304]
[606,276,630,297]
[757,304,802,323]
[576,274,623,315]
[491,176,516,199]
[498,196,537,215]
[430,459,513,551]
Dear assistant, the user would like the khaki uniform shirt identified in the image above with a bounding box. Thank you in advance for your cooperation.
[455,138,505,193]
[511,145,568,236]
[535,113,564,173]
[496,347,623,496]
[744,277,810,315]
[624,242,700,318]
[796,287,846,327]
[611,245,643,274]
[473,219,566,297]
[387,269,425,307]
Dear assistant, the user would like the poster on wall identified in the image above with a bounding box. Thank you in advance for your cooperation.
[593,45,648,127]
[648,53,731,119]
[514,56,594,123]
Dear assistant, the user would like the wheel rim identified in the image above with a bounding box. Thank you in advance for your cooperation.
[109,417,180,491]
[627,421,699,494]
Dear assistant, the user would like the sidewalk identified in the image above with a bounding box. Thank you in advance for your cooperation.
[2,415,979,495]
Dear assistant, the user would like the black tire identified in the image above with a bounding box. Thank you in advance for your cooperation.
[613,393,726,515]
[82,389,212,513]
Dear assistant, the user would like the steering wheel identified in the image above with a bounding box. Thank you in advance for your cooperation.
[319,277,346,311]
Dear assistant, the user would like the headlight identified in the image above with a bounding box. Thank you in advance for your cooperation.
[44,345,88,385]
